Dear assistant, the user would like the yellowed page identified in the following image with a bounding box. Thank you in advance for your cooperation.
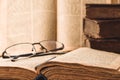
[7,0,32,46]
[7,0,56,44]
[0,54,58,80]
[57,0,82,51]
[0,55,57,72]
[51,48,120,70]
[0,0,7,55]
[32,0,57,42]
[0,0,56,56]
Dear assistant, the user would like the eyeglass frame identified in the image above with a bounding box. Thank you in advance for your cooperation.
[2,40,64,61]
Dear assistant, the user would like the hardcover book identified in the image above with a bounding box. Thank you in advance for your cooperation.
[84,38,120,53]
[84,18,120,38]
[86,4,120,19]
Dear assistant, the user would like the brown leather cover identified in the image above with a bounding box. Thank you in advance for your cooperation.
[84,18,120,38]
[84,37,120,53]
[86,4,120,19]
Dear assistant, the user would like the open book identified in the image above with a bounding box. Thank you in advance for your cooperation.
[0,47,120,80]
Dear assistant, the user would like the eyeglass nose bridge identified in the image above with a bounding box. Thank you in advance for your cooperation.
[32,43,48,52]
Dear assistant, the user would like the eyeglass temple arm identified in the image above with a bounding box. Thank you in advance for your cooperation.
[2,50,34,58]
[11,53,35,62]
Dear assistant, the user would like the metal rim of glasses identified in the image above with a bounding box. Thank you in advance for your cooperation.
[2,40,64,59]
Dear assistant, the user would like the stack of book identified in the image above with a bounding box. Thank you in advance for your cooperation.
[84,4,120,53]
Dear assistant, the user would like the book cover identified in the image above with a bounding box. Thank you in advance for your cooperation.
[84,18,120,38]
[86,4,120,19]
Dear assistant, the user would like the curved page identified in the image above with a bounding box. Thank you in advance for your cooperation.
[0,0,7,55]
[0,0,57,56]
[57,0,82,51]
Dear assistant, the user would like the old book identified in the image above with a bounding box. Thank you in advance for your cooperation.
[82,0,111,17]
[84,37,120,53]
[81,0,112,47]
[36,47,120,80]
[86,4,120,19]
[84,18,120,38]
[0,48,120,80]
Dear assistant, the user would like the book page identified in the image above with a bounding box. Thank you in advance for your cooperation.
[51,47,120,70]
[0,0,57,56]
[0,54,59,80]
[7,0,32,45]
[57,0,82,51]
[0,55,57,72]
[0,0,7,55]
[32,0,57,42]
[7,0,57,44]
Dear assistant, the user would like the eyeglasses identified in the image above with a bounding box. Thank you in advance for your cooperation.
[2,40,64,62]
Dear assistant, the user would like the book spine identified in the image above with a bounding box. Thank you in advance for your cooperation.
[84,18,120,38]
[86,4,120,19]
[83,0,112,17]
[85,38,120,53]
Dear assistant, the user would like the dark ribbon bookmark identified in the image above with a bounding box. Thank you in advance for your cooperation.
[34,74,47,80]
